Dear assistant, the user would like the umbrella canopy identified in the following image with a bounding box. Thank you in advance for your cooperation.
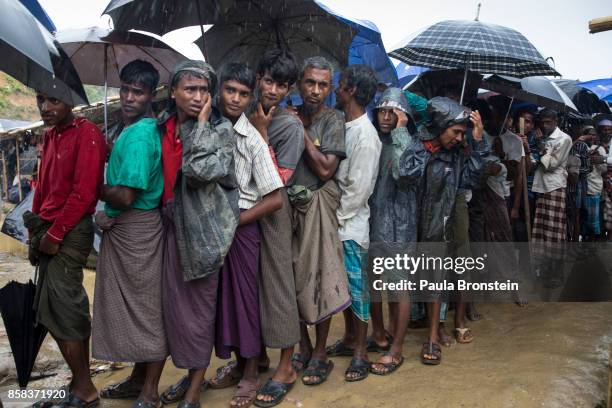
[197,0,357,68]
[0,280,48,388]
[579,78,612,102]
[0,0,88,105]
[56,27,188,87]
[102,0,233,34]
[406,69,483,102]
[395,62,429,88]
[553,79,611,115]
[389,20,559,78]
[318,4,397,85]
[482,75,578,112]
[18,0,56,33]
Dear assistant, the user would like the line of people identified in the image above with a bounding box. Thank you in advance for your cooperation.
[28,48,584,408]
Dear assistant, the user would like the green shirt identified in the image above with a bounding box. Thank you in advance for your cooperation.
[105,117,163,217]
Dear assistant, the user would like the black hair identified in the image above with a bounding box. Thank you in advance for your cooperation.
[342,65,377,108]
[256,49,299,86]
[513,107,536,121]
[538,108,558,121]
[119,59,160,93]
[487,94,512,115]
[218,62,256,91]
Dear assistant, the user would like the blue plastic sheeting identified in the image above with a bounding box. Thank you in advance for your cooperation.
[579,78,612,102]
[19,0,56,33]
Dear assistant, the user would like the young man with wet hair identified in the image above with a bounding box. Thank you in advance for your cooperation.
[28,92,106,407]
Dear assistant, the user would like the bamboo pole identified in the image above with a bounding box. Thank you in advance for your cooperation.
[1,149,7,201]
[15,137,22,202]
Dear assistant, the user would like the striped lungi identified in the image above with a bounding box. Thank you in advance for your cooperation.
[532,188,566,261]
[582,195,601,235]
[258,189,300,349]
[92,209,167,362]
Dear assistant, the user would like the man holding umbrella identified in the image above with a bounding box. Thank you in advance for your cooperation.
[28,91,107,407]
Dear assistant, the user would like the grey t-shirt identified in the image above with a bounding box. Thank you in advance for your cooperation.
[290,108,346,190]
[268,109,305,170]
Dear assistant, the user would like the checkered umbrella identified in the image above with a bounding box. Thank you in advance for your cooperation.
[389,20,559,78]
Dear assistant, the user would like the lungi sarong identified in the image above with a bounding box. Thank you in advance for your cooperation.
[33,217,94,341]
[582,194,601,235]
[291,180,350,324]
[343,240,369,323]
[259,189,300,349]
[216,219,261,360]
[162,200,218,369]
[92,209,166,362]
[532,188,566,266]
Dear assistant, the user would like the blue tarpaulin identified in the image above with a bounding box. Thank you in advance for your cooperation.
[579,78,612,103]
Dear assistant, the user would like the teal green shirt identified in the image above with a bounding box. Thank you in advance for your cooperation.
[105,117,163,217]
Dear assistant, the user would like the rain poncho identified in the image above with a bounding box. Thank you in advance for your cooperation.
[396,97,486,242]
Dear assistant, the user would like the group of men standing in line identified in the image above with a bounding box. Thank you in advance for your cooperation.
[27,45,576,408]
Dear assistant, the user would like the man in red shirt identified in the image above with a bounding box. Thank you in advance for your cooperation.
[28,92,106,408]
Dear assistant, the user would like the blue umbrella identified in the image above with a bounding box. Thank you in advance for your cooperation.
[395,61,429,88]
[18,0,56,33]
[317,3,398,86]
[579,78,612,102]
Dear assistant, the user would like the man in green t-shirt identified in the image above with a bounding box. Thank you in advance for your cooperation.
[91,60,167,407]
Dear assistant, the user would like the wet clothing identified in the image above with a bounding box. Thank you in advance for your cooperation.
[32,118,106,243]
[258,110,304,349]
[343,240,369,322]
[92,209,166,362]
[532,128,572,194]
[290,108,346,190]
[104,118,163,217]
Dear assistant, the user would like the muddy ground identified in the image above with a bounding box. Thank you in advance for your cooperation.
[0,250,610,408]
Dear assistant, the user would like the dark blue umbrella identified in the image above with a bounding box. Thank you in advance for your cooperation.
[395,61,429,88]
[579,78,612,103]
[18,0,56,33]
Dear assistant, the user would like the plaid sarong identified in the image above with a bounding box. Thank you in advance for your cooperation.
[343,240,369,323]
[532,188,566,262]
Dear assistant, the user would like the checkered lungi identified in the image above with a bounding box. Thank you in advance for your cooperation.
[532,188,566,261]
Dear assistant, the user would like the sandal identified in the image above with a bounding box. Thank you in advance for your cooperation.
[302,359,334,386]
[49,392,100,408]
[370,352,404,376]
[177,401,200,408]
[455,328,475,344]
[421,342,442,365]
[100,377,142,399]
[325,340,354,356]
[254,379,295,408]
[132,399,161,408]
[160,375,190,404]
[344,358,370,382]
[366,332,393,352]
[230,378,260,408]
[33,386,69,408]
[208,363,242,390]
[224,359,270,374]
[290,352,311,373]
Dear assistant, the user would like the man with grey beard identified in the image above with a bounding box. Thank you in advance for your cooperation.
[288,57,350,386]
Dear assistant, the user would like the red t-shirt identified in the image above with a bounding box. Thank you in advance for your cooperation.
[32,117,106,243]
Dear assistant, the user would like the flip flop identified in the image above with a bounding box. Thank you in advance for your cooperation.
[230,378,260,408]
[302,359,334,386]
[344,358,370,382]
[50,392,100,408]
[455,327,475,344]
[365,333,393,352]
[325,340,354,356]
[208,363,242,390]
[254,379,295,408]
[290,352,311,373]
[370,352,404,376]
[132,399,161,408]
[160,375,190,405]
[100,378,142,399]
[421,342,442,366]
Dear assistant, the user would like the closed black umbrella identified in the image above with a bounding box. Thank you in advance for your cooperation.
[196,0,357,69]
[0,0,88,105]
[0,279,48,388]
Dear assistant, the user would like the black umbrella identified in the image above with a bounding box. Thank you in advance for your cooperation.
[405,69,483,103]
[389,19,559,103]
[196,0,357,69]
[0,279,48,388]
[0,0,88,105]
[102,0,233,59]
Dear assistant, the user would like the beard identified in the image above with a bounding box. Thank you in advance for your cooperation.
[302,101,321,116]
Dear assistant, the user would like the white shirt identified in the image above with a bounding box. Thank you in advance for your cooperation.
[532,127,573,194]
[484,130,524,191]
[335,113,382,248]
[587,145,607,196]
[233,113,284,209]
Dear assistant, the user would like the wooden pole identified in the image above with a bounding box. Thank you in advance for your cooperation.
[15,137,22,202]
[521,157,531,241]
[1,149,7,201]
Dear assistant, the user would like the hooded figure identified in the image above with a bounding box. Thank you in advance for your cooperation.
[397,96,485,243]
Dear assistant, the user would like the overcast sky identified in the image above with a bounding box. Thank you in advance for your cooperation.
[40,0,612,81]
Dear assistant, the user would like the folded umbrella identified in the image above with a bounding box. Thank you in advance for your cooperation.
[196,0,356,69]
[0,0,88,106]
[0,279,48,388]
